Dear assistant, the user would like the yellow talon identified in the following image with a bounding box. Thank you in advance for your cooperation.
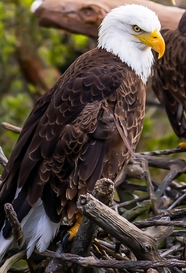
[68,213,83,241]
[178,142,186,149]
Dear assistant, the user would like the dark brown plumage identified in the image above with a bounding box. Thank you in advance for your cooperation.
[0,4,165,259]
[0,48,146,230]
[152,11,186,138]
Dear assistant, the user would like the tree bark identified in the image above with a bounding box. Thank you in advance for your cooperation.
[33,0,184,38]
[77,193,170,273]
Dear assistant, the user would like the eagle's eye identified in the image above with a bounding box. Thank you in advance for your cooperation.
[133,25,141,32]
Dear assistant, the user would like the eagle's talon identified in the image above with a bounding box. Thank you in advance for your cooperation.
[61,232,71,253]
[178,142,186,150]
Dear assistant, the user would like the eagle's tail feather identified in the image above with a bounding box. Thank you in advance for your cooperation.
[0,198,60,262]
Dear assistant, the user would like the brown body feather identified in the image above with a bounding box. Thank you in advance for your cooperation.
[152,12,186,138]
[0,48,146,235]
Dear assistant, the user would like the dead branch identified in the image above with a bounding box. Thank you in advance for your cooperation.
[77,193,169,272]
[71,178,114,273]
[1,122,22,134]
[140,157,159,214]
[117,154,186,203]
[4,203,24,246]
[142,155,186,198]
[32,0,184,38]
[115,146,186,187]
[161,244,181,258]
[71,178,114,256]
[137,146,186,157]
[134,207,186,222]
[134,219,186,229]
[40,250,186,270]
[144,217,173,246]
[139,155,186,172]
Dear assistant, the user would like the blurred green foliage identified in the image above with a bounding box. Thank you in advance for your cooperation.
[0,0,91,159]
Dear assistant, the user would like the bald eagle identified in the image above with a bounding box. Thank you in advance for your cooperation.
[0,4,165,260]
[152,11,186,139]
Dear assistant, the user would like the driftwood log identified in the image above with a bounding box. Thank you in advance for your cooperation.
[32,0,185,38]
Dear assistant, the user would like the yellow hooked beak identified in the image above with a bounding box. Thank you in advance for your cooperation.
[134,29,165,59]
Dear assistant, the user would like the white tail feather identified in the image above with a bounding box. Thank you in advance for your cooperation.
[0,199,60,260]
[21,199,60,258]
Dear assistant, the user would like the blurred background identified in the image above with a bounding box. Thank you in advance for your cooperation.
[0,0,186,183]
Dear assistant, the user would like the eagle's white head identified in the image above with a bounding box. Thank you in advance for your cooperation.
[98,4,165,84]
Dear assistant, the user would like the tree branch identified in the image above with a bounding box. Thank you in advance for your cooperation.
[40,250,186,270]
[77,193,169,273]
[32,0,184,38]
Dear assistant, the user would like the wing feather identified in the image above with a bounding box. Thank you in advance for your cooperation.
[152,12,186,138]
[0,48,126,227]
[0,47,146,233]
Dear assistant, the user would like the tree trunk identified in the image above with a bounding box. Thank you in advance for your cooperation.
[33,0,184,38]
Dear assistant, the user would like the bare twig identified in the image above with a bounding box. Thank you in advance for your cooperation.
[1,122,21,134]
[136,146,186,157]
[4,203,24,246]
[134,219,186,229]
[161,244,181,258]
[140,158,159,214]
[168,192,186,211]
[39,250,186,270]
[125,155,186,199]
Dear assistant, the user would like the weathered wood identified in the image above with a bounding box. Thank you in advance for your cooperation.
[116,154,186,203]
[4,203,23,246]
[1,122,22,134]
[144,217,173,245]
[77,193,169,272]
[71,178,114,255]
[40,250,186,270]
[134,219,186,229]
[71,178,114,273]
[32,0,184,38]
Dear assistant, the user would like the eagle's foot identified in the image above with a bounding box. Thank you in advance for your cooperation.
[68,213,83,241]
[60,213,83,252]
[178,142,186,149]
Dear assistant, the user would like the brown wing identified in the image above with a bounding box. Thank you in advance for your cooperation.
[0,48,146,238]
[152,11,186,138]
[101,73,146,180]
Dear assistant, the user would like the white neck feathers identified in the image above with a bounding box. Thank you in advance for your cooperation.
[98,33,153,84]
[97,4,160,84]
